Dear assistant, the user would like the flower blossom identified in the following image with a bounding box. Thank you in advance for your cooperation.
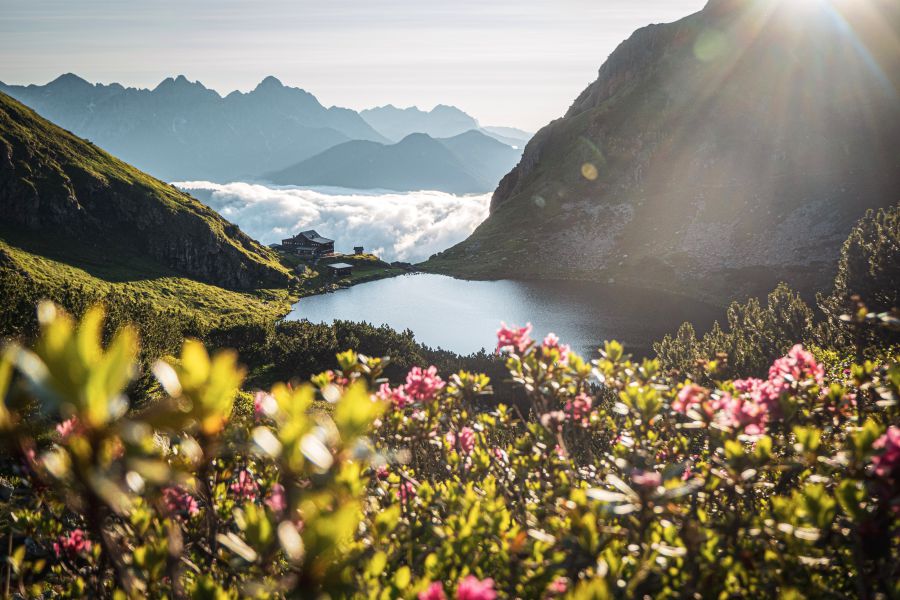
[398,481,416,503]
[377,382,412,409]
[632,469,662,490]
[253,391,276,420]
[404,366,445,403]
[496,322,532,355]
[456,576,497,600]
[546,577,569,596]
[419,582,448,600]
[265,483,287,513]
[53,529,91,558]
[230,469,259,501]
[565,393,592,424]
[447,427,476,454]
[768,344,825,391]
[541,333,570,364]
[717,392,768,435]
[872,426,900,479]
[673,384,709,414]
[162,486,200,518]
[56,417,82,440]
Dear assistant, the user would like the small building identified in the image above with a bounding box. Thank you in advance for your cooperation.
[281,230,334,257]
[326,262,353,278]
[354,246,364,255]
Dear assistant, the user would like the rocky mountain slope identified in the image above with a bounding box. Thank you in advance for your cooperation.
[0,91,291,290]
[265,130,521,193]
[0,75,385,182]
[424,0,900,303]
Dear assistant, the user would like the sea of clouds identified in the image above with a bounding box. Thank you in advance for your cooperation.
[174,182,490,263]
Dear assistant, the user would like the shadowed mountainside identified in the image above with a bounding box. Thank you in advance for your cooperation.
[424,0,900,304]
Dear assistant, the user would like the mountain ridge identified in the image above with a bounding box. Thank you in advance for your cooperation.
[265,129,521,194]
[0,75,386,182]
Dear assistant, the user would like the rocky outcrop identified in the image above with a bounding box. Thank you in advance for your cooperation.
[427,0,900,304]
[0,91,291,290]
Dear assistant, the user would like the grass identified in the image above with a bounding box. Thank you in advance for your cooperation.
[0,230,295,324]
[280,252,407,298]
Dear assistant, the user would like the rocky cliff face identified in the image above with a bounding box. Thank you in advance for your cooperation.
[0,92,291,290]
[426,0,900,304]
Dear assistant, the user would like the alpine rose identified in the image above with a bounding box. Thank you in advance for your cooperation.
[419,582,448,600]
[53,529,91,558]
[673,384,707,414]
[404,366,445,402]
[162,486,200,518]
[377,382,412,409]
[456,576,497,600]
[56,417,82,440]
[496,322,532,354]
[872,426,900,479]
[230,469,259,501]
[565,393,592,424]
[265,483,287,513]
[541,333,570,364]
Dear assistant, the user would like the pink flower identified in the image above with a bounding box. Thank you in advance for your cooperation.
[718,392,768,435]
[768,344,825,390]
[456,576,497,600]
[375,465,390,479]
[458,428,476,454]
[53,529,91,558]
[546,577,569,596]
[230,469,259,502]
[496,322,533,355]
[377,382,412,409]
[553,444,567,459]
[162,486,200,518]
[565,393,592,424]
[398,481,416,503]
[872,426,900,479]
[541,333,570,364]
[404,366,445,403]
[673,384,707,414]
[632,469,662,490]
[56,417,82,440]
[253,391,276,419]
[419,582,448,600]
[265,483,287,513]
[492,447,509,464]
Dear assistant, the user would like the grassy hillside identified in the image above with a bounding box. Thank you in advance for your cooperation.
[0,90,292,291]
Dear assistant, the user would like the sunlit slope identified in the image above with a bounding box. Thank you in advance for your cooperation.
[0,91,292,292]
[424,0,900,303]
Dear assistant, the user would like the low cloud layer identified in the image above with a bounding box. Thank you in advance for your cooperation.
[175,182,490,263]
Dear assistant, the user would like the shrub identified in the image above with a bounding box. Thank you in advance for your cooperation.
[0,306,897,597]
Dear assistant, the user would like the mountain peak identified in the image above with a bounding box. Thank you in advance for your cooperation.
[255,76,284,91]
[48,73,91,89]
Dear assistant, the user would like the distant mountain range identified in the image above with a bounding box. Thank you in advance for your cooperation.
[0,74,385,182]
[265,129,521,194]
[424,0,900,305]
[0,74,529,187]
[361,104,532,148]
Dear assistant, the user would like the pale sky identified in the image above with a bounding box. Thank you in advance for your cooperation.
[0,0,707,131]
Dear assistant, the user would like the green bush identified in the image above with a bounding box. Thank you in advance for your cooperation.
[0,305,897,598]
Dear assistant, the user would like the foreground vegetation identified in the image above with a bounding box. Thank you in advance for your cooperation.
[0,295,896,598]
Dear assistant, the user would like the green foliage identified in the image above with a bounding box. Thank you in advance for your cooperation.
[1,305,897,597]
[655,283,815,381]
[819,205,900,350]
